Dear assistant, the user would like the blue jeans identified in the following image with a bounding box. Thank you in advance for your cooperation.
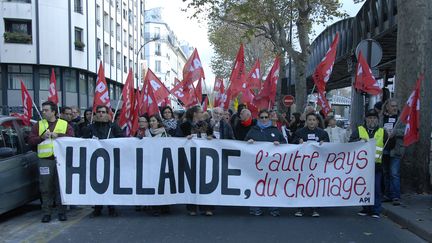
[383,156,401,200]
[363,165,382,214]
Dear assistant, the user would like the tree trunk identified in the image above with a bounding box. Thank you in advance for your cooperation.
[293,56,307,112]
[395,0,432,192]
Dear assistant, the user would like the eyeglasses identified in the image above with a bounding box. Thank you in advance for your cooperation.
[97,110,107,114]
[260,116,269,119]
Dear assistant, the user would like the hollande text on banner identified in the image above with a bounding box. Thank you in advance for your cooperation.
[54,138,376,207]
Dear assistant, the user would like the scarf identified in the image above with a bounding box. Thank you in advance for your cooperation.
[241,117,253,127]
[150,127,166,137]
[163,118,177,131]
[257,120,271,129]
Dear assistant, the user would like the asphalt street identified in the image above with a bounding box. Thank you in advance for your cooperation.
[0,203,426,243]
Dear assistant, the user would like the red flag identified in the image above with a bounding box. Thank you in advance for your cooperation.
[93,62,111,112]
[183,48,205,84]
[144,69,170,104]
[316,91,331,118]
[142,78,159,116]
[354,51,382,95]
[171,79,199,108]
[130,89,141,136]
[400,75,423,146]
[253,57,280,109]
[226,44,247,101]
[118,69,135,136]
[248,59,261,91]
[15,80,33,125]
[213,77,225,108]
[312,33,339,93]
[47,68,59,104]
[202,96,208,112]
[195,79,202,103]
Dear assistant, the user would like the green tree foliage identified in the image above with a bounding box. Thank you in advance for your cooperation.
[183,0,345,110]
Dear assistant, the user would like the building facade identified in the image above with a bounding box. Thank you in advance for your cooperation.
[0,0,188,114]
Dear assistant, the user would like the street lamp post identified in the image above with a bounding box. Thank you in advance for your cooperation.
[135,36,160,88]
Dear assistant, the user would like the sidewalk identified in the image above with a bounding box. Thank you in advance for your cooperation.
[382,193,432,242]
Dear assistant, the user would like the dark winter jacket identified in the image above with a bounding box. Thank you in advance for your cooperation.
[234,119,257,141]
[244,125,286,144]
[175,120,213,137]
[211,119,235,139]
[293,127,330,144]
[82,117,124,139]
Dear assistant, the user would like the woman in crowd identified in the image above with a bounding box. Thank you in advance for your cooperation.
[146,114,169,216]
[289,112,303,135]
[161,106,178,137]
[324,116,348,143]
[176,106,214,216]
[245,109,286,217]
[135,115,149,139]
[293,112,330,217]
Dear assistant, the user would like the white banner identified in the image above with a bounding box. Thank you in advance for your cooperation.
[54,138,376,207]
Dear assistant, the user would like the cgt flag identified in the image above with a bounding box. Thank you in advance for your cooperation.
[316,91,331,118]
[354,51,382,95]
[400,74,423,146]
[226,44,247,102]
[118,69,135,136]
[15,80,33,125]
[48,68,59,104]
[313,33,339,94]
[253,57,280,109]
[183,48,205,84]
[144,69,170,105]
[247,59,261,91]
[213,77,226,108]
[93,62,111,112]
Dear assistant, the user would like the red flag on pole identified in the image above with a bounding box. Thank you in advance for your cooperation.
[142,78,159,116]
[312,32,339,94]
[47,68,59,104]
[144,69,170,104]
[253,57,280,109]
[118,69,135,136]
[354,51,382,95]
[15,80,33,125]
[171,78,199,108]
[130,89,141,136]
[213,77,225,108]
[247,59,261,91]
[93,62,111,112]
[183,48,205,84]
[226,44,247,101]
[400,74,423,146]
[316,91,331,118]
[195,79,202,104]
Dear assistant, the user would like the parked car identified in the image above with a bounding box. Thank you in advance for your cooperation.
[0,116,39,214]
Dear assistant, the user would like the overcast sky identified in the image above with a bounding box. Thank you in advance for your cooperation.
[145,0,365,88]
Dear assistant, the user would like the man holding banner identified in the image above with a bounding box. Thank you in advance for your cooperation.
[349,109,387,218]
[28,101,74,223]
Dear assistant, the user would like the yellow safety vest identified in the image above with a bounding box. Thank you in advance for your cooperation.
[37,119,68,158]
[358,126,384,164]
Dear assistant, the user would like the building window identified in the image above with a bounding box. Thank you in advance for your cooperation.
[110,17,114,36]
[155,60,161,73]
[116,52,121,69]
[154,27,160,39]
[123,3,127,20]
[4,19,32,44]
[123,30,127,47]
[97,38,101,59]
[8,65,33,89]
[88,76,95,95]
[79,72,87,94]
[74,0,83,14]
[110,48,114,66]
[109,83,115,100]
[39,67,60,90]
[96,5,101,26]
[123,56,127,72]
[104,44,109,64]
[129,60,133,72]
[74,27,85,51]
[103,12,109,31]
[116,24,121,41]
[63,69,77,93]
[155,43,161,56]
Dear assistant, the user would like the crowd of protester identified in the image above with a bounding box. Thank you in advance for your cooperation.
[28,100,405,222]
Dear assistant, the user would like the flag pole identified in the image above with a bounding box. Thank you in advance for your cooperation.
[378,118,403,160]
[107,92,123,139]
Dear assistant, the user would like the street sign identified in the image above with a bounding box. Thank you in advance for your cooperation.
[282,95,295,107]
[355,39,383,67]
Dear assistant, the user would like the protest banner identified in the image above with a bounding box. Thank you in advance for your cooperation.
[54,138,376,207]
